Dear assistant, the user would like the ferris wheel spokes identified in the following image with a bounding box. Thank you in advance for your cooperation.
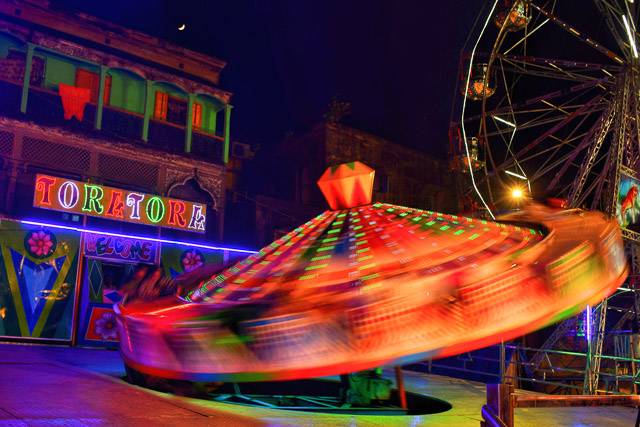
[527,1,626,64]
[473,91,608,192]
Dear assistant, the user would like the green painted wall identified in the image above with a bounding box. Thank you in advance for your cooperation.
[204,109,217,134]
[195,95,224,134]
[42,55,77,92]
[108,70,145,114]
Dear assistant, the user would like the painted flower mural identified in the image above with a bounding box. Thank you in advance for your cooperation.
[24,229,57,259]
[181,249,204,271]
[94,311,118,341]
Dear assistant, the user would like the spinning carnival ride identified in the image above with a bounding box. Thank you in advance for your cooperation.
[452,0,640,392]
[115,162,626,382]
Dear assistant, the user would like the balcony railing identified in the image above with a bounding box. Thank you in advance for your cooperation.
[26,85,96,133]
[147,118,185,153]
[192,129,224,161]
[102,106,143,142]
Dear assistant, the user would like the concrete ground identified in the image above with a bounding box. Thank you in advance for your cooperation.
[0,342,636,426]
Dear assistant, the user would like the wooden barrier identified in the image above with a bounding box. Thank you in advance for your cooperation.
[481,383,640,427]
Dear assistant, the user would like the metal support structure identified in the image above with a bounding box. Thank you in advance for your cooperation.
[584,301,608,394]
[593,0,630,57]
[605,76,629,217]
[565,83,618,207]
[530,318,574,368]
[500,340,506,384]
[394,366,407,409]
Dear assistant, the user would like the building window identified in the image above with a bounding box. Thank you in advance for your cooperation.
[75,68,111,104]
[154,91,168,120]
[192,102,202,128]
[154,91,202,128]
[166,96,186,125]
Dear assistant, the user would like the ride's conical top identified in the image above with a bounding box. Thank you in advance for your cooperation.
[317,161,374,210]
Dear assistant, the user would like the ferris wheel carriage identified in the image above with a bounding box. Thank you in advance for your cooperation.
[448,126,485,173]
[494,0,530,32]
[459,56,496,101]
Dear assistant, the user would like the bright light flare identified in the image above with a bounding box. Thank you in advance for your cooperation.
[623,15,638,58]
[513,189,523,198]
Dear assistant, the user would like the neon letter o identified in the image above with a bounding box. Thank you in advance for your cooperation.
[146,197,165,223]
[58,181,79,209]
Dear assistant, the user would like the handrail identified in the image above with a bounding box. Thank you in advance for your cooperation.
[414,339,640,395]
[481,383,640,427]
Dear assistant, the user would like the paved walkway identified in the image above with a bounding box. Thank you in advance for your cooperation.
[0,342,635,426]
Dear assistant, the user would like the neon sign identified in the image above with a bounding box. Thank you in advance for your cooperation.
[84,232,158,263]
[34,175,206,233]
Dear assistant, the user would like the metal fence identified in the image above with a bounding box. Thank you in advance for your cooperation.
[413,338,640,395]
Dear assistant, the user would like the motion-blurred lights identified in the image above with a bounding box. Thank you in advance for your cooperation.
[505,170,527,180]
[178,24,186,31]
[623,15,638,58]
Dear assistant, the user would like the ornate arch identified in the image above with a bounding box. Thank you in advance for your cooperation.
[106,64,146,80]
[165,170,220,210]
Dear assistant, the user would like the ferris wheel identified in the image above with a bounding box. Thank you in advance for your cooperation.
[450,0,640,393]
[451,0,640,241]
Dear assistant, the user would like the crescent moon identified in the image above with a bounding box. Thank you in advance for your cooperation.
[178,24,186,31]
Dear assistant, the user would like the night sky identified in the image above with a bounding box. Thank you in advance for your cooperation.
[48,0,485,159]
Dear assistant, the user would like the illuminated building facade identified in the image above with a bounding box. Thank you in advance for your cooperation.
[0,0,248,346]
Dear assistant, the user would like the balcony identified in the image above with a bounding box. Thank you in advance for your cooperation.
[0,77,225,164]
[26,85,96,133]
